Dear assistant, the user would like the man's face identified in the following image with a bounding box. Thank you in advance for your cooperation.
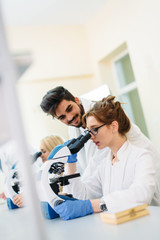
[55,98,84,127]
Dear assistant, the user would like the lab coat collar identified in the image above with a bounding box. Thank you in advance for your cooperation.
[103,142,130,194]
[116,140,129,161]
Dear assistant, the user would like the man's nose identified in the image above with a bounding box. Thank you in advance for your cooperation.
[67,113,74,122]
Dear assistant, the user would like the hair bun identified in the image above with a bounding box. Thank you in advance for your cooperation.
[106,95,115,103]
[101,95,115,108]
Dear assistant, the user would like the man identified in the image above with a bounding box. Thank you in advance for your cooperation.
[40,86,103,178]
[40,86,160,193]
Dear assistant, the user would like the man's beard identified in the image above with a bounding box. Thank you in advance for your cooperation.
[68,104,84,128]
[76,104,84,128]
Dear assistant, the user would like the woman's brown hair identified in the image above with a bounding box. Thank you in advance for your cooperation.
[83,95,131,136]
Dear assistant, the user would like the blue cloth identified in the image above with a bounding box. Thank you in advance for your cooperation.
[47,143,77,163]
[54,199,93,220]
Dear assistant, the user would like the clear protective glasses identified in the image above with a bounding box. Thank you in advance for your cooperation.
[84,123,106,136]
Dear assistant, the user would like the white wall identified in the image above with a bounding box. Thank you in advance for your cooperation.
[87,0,160,148]
[5,25,99,146]
[17,75,95,145]
[5,0,160,148]
[7,25,93,79]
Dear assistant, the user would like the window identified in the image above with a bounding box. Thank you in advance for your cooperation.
[113,52,149,137]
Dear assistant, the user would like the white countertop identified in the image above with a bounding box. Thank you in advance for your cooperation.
[0,203,160,240]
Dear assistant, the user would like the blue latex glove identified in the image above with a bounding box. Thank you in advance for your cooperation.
[67,153,77,163]
[54,199,93,220]
[47,142,77,163]
[41,195,77,219]
[64,140,78,163]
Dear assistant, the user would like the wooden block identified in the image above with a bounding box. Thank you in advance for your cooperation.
[100,203,149,224]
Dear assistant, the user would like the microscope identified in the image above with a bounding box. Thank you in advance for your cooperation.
[4,167,21,209]
[39,132,91,219]
[4,152,42,209]
[4,132,91,217]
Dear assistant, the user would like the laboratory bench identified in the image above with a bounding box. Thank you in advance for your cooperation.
[0,202,160,240]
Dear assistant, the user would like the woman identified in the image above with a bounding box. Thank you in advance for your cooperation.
[40,135,64,163]
[54,96,159,220]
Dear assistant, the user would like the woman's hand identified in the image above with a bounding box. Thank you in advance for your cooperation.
[0,192,6,200]
[54,199,93,220]
[13,193,24,207]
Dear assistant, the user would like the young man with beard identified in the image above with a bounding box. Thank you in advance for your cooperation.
[40,86,160,187]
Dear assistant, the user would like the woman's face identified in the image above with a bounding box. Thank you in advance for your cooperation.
[86,116,114,149]
[40,143,50,163]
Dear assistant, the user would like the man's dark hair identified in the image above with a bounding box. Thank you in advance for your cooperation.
[40,86,75,118]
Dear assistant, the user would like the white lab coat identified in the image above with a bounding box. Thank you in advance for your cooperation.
[68,98,96,175]
[68,98,160,192]
[67,141,160,212]
[0,141,19,174]
[0,140,40,174]
[68,98,108,178]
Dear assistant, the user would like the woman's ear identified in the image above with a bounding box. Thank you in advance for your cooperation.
[111,121,119,133]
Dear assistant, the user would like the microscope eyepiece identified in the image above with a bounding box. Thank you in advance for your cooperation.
[67,132,91,154]
[32,151,42,162]
[79,132,91,143]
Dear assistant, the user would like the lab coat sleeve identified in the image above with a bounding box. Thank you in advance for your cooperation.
[104,151,156,212]
[67,163,104,200]
[81,147,109,181]
[0,152,13,174]
[127,123,157,153]
[68,98,97,176]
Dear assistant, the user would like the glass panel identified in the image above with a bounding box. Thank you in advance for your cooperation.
[115,54,135,88]
[119,89,149,138]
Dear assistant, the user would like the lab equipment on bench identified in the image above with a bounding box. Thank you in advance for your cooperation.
[32,151,42,162]
[4,166,21,209]
[4,152,42,209]
[39,132,91,219]
[3,133,91,213]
